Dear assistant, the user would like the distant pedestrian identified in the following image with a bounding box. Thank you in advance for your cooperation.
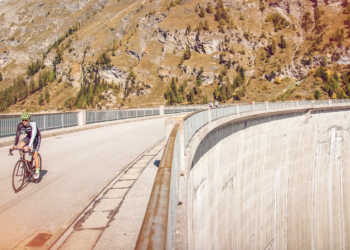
[215,100,218,108]
[209,101,213,108]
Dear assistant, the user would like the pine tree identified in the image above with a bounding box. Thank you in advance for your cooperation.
[197,74,203,86]
[314,89,322,99]
[198,21,204,31]
[45,88,50,103]
[199,8,205,18]
[183,45,191,60]
[202,95,208,104]
[204,20,209,31]
[29,79,35,94]
[38,93,44,106]
[171,77,178,96]
[215,9,222,21]
[188,89,195,104]
[280,35,287,49]
[270,39,277,55]
[334,71,340,82]
[322,56,327,67]
[206,4,214,14]
[38,73,44,89]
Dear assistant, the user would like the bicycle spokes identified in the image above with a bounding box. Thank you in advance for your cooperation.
[12,161,26,192]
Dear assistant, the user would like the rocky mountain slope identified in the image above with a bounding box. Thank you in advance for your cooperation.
[0,0,349,112]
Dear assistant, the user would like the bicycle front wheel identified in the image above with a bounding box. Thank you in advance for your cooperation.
[12,160,25,193]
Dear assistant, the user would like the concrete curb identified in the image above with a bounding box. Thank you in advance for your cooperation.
[0,113,188,148]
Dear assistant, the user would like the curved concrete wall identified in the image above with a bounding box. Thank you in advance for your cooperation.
[188,109,350,249]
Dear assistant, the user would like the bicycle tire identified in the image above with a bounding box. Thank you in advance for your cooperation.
[12,160,25,193]
[31,153,42,183]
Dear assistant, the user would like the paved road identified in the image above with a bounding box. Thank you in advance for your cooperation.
[0,117,166,249]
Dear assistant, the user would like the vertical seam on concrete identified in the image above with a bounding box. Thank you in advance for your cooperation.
[274,168,279,249]
[260,116,268,250]
[340,151,346,250]
[329,127,335,249]
[284,165,289,250]
[311,112,318,250]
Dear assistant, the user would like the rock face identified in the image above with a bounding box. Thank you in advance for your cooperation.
[336,55,350,65]
[2,0,350,110]
[99,67,128,89]
[158,66,178,82]
[102,89,117,108]
[69,66,83,88]
[153,29,253,55]
[316,0,347,6]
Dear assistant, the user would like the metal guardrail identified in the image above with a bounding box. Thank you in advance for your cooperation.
[184,109,209,147]
[164,105,205,115]
[0,112,78,138]
[210,106,238,121]
[136,124,181,250]
[0,105,198,138]
[85,108,160,124]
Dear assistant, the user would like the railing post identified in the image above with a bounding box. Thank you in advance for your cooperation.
[94,111,97,123]
[78,110,86,126]
[208,107,211,123]
[160,105,164,116]
[62,114,64,128]
[266,102,269,110]
[237,105,240,115]
[44,115,46,131]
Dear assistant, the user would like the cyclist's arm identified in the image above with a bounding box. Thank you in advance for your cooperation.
[28,122,37,147]
[14,124,21,146]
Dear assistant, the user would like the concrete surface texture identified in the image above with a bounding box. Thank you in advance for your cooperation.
[0,117,167,249]
[188,109,350,249]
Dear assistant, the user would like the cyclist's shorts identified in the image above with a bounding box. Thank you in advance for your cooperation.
[21,135,41,152]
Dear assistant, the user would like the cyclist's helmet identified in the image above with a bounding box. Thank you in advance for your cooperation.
[21,112,31,120]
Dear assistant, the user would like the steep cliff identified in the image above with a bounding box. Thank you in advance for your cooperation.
[0,0,350,112]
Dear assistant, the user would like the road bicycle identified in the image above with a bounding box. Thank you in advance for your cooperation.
[9,148,42,193]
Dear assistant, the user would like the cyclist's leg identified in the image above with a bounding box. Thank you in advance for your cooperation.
[33,136,41,170]
[19,137,30,159]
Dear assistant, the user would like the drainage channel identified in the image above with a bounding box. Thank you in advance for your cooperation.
[48,138,166,250]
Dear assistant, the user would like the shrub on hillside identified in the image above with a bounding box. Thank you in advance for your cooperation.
[96,52,111,65]
[183,45,191,60]
[301,11,313,31]
[199,8,205,18]
[266,13,290,30]
[314,89,322,99]
[206,4,214,14]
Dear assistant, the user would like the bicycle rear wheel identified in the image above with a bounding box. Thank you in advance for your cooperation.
[12,160,25,193]
[31,153,42,183]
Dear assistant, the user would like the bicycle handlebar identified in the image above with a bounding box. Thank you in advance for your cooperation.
[9,148,32,156]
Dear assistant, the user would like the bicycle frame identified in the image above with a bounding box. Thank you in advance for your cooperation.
[10,149,35,176]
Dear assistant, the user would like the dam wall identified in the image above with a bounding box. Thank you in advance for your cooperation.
[187,109,350,249]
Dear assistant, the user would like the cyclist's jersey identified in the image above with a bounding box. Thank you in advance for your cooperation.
[14,121,41,147]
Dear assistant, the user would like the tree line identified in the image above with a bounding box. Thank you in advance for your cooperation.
[64,72,120,109]
[0,69,56,111]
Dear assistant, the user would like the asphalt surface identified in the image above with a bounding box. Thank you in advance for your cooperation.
[0,117,167,249]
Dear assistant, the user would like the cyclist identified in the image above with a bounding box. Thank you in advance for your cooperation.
[11,112,41,179]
